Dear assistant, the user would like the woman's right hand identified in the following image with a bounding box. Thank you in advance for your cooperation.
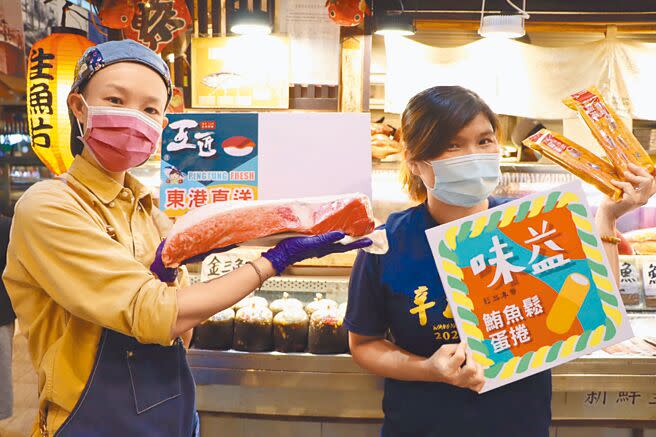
[423,342,485,392]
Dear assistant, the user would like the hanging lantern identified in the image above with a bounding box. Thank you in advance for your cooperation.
[26,27,93,175]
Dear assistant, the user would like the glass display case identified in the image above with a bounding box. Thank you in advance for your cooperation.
[172,160,656,436]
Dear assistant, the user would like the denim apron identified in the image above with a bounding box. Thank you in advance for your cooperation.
[49,329,199,436]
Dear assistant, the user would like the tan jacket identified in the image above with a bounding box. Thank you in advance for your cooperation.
[3,155,187,435]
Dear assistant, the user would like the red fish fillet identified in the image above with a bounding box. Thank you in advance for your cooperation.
[162,193,375,267]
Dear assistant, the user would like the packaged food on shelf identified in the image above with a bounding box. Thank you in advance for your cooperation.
[563,87,654,174]
[371,133,402,160]
[233,303,274,352]
[370,120,395,137]
[338,302,347,317]
[522,128,622,200]
[624,228,656,255]
[273,307,309,353]
[603,337,656,356]
[162,194,375,267]
[618,256,642,307]
[193,308,235,350]
[304,293,338,317]
[269,292,304,316]
[308,307,348,354]
[234,295,269,312]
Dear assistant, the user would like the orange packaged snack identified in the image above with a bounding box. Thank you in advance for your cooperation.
[564,87,654,174]
[523,129,623,201]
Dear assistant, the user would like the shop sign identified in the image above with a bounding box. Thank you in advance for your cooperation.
[426,181,632,392]
[161,113,259,217]
[551,391,656,421]
[123,0,191,53]
[191,36,290,109]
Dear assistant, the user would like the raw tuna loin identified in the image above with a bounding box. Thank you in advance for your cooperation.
[162,193,375,267]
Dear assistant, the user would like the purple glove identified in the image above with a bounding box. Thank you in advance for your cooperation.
[150,239,237,283]
[262,231,373,274]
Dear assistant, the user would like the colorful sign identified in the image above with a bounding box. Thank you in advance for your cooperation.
[161,113,258,217]
[426,181,633,392]
[191,36,290,109]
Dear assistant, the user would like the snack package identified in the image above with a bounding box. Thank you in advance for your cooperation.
[273,308,309,353]
[304,293,337,317]
[233,304,274,352]
[523,129,622,200]
[624,228,656,255]
[564,87,654,174]
[193,308,235,350]
[308,308,348,354]
[270,292,304,316]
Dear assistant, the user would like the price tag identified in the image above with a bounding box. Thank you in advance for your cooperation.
[641,258,656,297]
[619,259,641,306]
[201,253,248,282]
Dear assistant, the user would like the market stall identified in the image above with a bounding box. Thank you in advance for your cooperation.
[178,3,656,436]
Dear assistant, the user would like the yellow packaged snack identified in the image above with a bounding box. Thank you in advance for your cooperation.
[564,87,654,174]
[523,128,623,201]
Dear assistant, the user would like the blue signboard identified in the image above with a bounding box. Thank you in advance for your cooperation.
[160,113,258,216]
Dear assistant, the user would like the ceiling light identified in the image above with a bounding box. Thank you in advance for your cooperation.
[375,13,415,36]
[478,0,530,39]
[479,14,524,38]
[230,10,271,35]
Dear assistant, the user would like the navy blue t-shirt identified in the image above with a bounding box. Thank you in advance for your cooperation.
[345,199,551,437]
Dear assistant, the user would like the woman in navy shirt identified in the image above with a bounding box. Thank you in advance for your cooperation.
[345,86,656,436]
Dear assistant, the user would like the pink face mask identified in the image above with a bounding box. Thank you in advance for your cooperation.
[77,99,163,173]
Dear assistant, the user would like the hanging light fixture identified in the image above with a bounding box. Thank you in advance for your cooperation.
[478,0,530,39]
[375,0,415,36]
[26,20,93,174]
[230,9,272,35]
[375,14,415,36]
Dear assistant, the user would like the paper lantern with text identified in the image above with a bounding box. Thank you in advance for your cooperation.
[26,27,93,175]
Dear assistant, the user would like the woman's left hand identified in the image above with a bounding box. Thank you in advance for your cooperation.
[599,163,656,222]
[150,239,237,283]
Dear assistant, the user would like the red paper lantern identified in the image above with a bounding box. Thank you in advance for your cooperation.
[26,27,93,175]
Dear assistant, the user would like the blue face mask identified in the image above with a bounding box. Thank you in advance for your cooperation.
[424,153,501,207]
